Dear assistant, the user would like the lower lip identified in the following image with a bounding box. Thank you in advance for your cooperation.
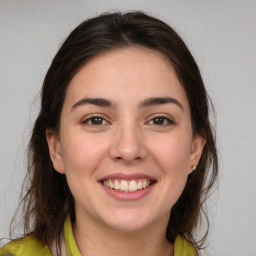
[100,182,156,201]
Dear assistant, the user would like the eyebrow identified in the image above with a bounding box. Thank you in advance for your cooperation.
[71,96,184,111]
[139,97,184,111]
[71,97,113,110]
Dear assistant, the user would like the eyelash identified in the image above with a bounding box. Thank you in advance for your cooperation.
[146,116,174,126]
[82,115,174,127]
[82,116,109,126]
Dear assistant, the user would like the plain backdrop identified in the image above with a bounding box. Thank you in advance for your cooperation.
[0,0,256,255]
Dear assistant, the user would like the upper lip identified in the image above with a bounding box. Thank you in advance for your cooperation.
[99,173,157,181]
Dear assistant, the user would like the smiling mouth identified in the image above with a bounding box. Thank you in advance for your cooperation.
[101,179,156,193]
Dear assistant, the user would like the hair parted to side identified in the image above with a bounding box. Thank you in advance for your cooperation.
[11,11,218,253]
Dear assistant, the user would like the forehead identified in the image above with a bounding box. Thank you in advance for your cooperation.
[64,47,189,112]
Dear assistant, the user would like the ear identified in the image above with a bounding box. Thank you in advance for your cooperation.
[189,134,206,174]
[46,129,65,174]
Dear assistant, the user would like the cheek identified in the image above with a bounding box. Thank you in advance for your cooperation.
[149,133,192,174]
[61,133,109,178]
[148,133,192,206]
[60,133,110,211]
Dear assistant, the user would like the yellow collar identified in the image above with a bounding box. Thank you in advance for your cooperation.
[64,216,197,256]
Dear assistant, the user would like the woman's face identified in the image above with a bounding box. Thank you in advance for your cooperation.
[47,47,205,232]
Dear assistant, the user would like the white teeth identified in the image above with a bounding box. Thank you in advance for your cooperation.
[120,180,129,191]
[103,179,152,192]
[114,180,120,190]
[109,180,114,189]
[137,180,142,189]
[129,180,137,192]
[142,180,147,189]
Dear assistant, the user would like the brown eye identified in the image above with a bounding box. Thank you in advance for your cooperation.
[90,117,103,125]
[153,117,165,125]
[148,116,173,125]
[83,117,108,125]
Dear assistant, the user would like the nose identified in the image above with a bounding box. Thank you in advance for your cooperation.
[109,123,147,164]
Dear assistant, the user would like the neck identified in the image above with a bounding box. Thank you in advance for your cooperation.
[73,212,173,256]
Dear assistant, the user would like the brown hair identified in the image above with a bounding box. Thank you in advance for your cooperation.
[11,11,218,253]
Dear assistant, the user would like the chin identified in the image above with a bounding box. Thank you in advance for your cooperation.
[107,221,150,233]
[101,209,160,234]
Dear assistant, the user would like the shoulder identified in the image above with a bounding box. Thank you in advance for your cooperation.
[174,236,197,256]
[0,236,51,256]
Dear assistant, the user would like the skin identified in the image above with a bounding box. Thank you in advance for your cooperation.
[46,47,205,256]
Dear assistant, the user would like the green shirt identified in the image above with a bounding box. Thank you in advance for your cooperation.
[0,217,197,256]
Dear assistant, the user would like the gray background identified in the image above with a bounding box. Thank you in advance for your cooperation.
[0,0,256,255]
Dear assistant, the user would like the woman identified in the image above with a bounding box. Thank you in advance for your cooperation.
[0,11,218,256]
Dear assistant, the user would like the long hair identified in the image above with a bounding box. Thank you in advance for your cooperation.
[11,11,218,252]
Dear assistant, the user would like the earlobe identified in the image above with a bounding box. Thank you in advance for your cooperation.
[46,129,65,174]
[189,135,206,174]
